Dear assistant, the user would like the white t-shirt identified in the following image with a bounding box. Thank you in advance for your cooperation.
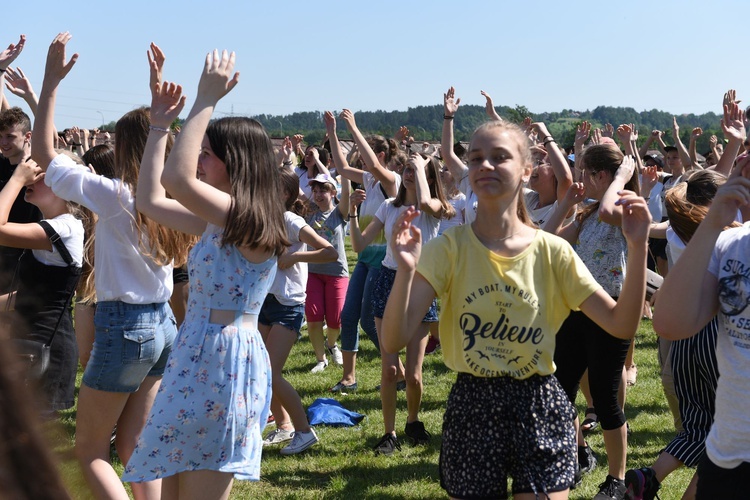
[458,174,478,225]
[706,221,750,468]
[295,167,312,200]
[45,154,173,303]
[269,211,308,306]
[32,213,84,267]
[438,193,466,235]
[375,199,440,270]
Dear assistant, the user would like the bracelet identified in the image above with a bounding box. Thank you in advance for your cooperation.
[644,197,650,201]
[543,138,556,146]
[444,115,454,120]
[348,214,358,220]
[282,160,293,166]
[149,125,170,133]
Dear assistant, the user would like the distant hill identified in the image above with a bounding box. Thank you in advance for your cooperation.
[251,104,724,154]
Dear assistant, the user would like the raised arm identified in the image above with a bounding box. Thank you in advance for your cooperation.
[598,155,636,226]
[32,33,78,170]
[324,111,352,217]
[671,117,695,170]
[480,90,503,121]
[712,101,746,177]
[4,67,38,116]
[160,50,239,227]
[689,127,703,169]
[0,160,52,250]
[531,122,573,203]
[544,182,585,240]
[410,154,444,217]
[441,87,468,182]
[339,109,398,196]
[573,121,591,172]
[136,44,206,236]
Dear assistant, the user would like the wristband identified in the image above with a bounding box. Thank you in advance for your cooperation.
[348,214,358,220]
[543,138,555,146]
[444,115,454,120]
[149,125,170,133]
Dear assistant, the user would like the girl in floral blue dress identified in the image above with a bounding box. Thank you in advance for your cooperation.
[122,47,288,498]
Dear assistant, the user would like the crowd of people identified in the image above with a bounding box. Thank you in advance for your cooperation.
[0,32,749,500]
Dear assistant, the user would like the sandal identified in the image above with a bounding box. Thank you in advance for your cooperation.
[626,364,637,386]
[581,407,599,434]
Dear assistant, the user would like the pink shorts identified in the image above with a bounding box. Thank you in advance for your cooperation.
[305,273,349,328]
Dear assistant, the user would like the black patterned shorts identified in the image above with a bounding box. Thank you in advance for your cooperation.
[372,266,437,322]
[440,373,577,499]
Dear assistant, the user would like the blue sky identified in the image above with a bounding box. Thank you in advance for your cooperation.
[3,0,746,129]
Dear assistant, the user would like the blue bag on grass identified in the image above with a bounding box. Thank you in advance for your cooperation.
[307,398,365,427]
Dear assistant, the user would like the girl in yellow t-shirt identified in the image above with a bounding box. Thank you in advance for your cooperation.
[382,119,651,499]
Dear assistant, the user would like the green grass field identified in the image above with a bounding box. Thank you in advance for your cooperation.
[48,245,693,498]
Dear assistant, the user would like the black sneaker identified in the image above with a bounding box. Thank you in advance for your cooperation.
[373,433,401,455]
[578,443,597,475]
[624,467,661,500]
[404,420,432,445]
[594,475,627,500]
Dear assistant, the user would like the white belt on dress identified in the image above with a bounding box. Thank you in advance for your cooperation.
[208,309,259,329]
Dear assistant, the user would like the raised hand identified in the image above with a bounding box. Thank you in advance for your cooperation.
[340,109,357,130]
[10,158,42,185]
[350,188,366,213]
[391,206,422,272]
[691,127,703,139]
[672,116,680,139]
[324,111,336,135]
[71,126,81,144]
[480,90,502,121]
[602,123,615,139]
[444,86,460,117]
[723,89,740,108]
[4,67,34,98]
[629,123,639,142]
[616,124,631,144]
[721,101,747,143]
[709,135,718,147]
[0,35,25,70]
[616,155,636,182]
[561,182,586,209]
[196,49,239,104]
[575,121,591,147]
[395,125,410,143]
[147,42,166,91]
[651,130,662,138]
[151,81,186,129]
[641,165,659,193]
[592,128,603,145]
[281,136,293,158]
[292,133,304,149]
[617,190,652,247]
[44,32,78,83]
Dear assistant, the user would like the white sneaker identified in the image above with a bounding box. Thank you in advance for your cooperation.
[280,429,318,455]
[310,359,328,373]
[327,344,343,366]
[263,428,294,446]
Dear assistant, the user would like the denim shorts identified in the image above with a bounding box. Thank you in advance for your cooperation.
[372,266,438,322]
[82,301,176,393]
[259,294,305,333]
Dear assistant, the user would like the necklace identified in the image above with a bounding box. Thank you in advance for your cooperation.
[472,223,520,242]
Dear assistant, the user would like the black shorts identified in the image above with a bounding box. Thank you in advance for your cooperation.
[440,373,576,499]
[372,266,437,322]
[697,455,750,499]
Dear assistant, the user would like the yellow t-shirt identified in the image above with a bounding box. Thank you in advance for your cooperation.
[417,225,601,379]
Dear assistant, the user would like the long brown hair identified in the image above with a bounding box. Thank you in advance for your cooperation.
[205,117,289,256]
[393,155,456,219]
[575,144,640,234]
[469,121,534,227]
[116,108,192,267]
[666,169,740,243]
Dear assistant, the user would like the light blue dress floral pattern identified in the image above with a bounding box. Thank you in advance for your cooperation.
[123,224,276,482]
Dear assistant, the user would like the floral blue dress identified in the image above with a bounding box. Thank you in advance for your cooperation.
[123,224,276,482]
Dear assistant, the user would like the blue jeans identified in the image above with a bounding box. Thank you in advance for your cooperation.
[83,301,176,392]
[340,260,380,352]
